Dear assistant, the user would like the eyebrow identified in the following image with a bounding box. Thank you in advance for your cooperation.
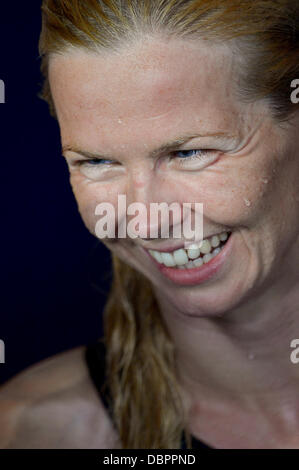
[62,132,236,160]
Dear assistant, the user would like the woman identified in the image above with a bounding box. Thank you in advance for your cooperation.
[1,0,299,449]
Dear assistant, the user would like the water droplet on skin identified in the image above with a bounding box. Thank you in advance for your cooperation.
[244,198,251,207]
[261,178,268,184]
[118,118,123,124]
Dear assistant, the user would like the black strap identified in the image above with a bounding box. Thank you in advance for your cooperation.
[84,340,213,449]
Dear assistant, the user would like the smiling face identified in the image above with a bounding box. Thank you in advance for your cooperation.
[49,35,299,318]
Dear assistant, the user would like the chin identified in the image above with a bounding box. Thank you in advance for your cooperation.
[153,270,257,320]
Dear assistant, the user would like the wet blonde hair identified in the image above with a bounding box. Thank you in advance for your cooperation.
[39,0,299,448]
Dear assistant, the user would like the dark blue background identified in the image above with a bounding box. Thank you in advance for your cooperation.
[0,1,112,384]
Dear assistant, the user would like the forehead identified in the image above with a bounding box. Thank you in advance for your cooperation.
[49,37,240,148]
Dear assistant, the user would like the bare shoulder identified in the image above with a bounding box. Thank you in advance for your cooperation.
[0,346,120,449]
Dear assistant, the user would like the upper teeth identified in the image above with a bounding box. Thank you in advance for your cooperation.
[149,231,229,268]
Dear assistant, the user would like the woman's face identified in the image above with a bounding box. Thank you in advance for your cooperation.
[49,36,299,318]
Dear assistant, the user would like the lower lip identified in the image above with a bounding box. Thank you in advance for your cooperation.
[148,233,233,286]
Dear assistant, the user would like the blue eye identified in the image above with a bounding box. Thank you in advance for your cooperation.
[176,150,198,158]
[173,149,210,159]
[77,158,113,166]
[169,148,219,170]
[89,159,112,165]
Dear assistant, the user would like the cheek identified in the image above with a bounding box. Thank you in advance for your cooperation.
[75,192,99,236]
[69,173,120,236]
[174,155,279,228]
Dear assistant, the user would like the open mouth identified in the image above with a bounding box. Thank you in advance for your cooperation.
[148,231,231,269]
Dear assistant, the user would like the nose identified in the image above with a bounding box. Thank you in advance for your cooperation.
[124,170,158,239]
[116,168,185,240]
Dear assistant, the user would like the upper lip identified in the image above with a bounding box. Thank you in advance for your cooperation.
[139,231,231,253]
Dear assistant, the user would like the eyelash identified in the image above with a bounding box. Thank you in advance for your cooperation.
[74,149,213,166]
[172,149,212,163]
[75,158,113,166]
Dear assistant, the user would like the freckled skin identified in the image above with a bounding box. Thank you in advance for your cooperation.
[49,37,299,318]
[48,36,299,447]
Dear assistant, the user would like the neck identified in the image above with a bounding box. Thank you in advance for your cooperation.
[154,243,299,421]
